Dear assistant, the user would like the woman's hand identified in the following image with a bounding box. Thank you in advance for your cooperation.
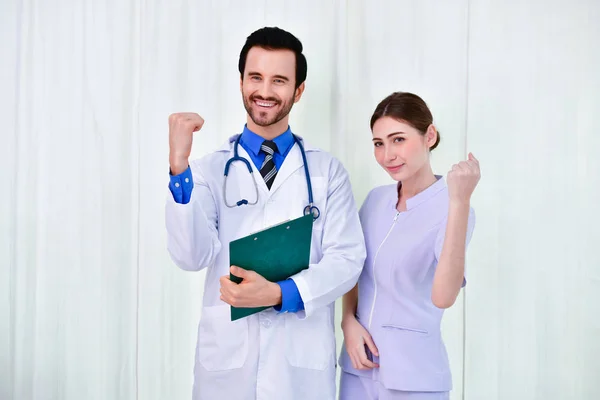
[341,316,379,370]
[447,152,481,204]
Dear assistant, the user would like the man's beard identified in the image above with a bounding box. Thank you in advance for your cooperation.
[243,93,295,127]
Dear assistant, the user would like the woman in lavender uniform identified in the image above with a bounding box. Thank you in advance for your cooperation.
[339,92,481,400]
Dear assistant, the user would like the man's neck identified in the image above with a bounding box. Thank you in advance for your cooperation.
[246,117,290,140]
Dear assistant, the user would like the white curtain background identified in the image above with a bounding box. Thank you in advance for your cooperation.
[1,1,599,399]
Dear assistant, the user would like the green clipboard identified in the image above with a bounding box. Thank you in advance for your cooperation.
[229,214,313,321]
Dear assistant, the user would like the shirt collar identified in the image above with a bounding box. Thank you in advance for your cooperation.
[398,175,447,210]
[240,124,295,157]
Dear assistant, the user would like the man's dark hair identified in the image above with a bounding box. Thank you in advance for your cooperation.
[238,27,307,89]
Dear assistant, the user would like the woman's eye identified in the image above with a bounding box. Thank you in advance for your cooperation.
[374,142,382,147]
[394,137,405,143]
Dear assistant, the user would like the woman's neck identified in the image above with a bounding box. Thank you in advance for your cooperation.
[397,164,437,206]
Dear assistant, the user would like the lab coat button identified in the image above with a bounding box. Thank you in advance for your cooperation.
[262,319,271,328]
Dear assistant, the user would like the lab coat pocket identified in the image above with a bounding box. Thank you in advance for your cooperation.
[309,227,324,264]
[285,308,334,370]
[308,177,328,235]
[197,304,249,371]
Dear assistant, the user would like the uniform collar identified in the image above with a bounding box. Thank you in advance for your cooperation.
[398,175,446,210]
[218,133,318,152]
[240,124,295,157]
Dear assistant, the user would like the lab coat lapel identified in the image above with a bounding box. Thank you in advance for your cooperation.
[225,137,269,204]
[268,142,303,195]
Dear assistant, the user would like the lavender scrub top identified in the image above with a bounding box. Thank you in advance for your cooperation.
[339,176,476,392]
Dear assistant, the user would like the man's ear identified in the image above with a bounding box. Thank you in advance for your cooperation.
[294,82,306,103]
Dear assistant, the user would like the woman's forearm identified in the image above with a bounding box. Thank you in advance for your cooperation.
[341,283,359,324]
[431,200,470,308]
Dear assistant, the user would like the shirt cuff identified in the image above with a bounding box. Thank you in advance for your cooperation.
[168,166,194,204]
[274,279,305,313]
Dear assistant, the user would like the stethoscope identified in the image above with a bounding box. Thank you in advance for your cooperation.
[223,134,321,220]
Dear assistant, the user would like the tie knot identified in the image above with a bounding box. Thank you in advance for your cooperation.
[261,140,278,155]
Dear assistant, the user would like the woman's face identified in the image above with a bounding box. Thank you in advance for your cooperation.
[371,116,437,181]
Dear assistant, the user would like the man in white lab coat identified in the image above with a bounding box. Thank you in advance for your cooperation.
[165,27,366,400]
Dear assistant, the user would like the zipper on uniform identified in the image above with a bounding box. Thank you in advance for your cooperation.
[367,211,400,330]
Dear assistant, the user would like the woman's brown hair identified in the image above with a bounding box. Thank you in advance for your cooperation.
[370,92,440,151]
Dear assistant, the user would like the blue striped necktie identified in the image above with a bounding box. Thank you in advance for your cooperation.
[260,140,278,190]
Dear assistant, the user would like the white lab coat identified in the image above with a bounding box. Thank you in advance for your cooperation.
[165,134,366,400]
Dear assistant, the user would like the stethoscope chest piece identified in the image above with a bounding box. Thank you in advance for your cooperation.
[304,204,320,220]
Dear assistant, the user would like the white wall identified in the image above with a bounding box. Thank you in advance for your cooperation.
[1,1,598,399]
